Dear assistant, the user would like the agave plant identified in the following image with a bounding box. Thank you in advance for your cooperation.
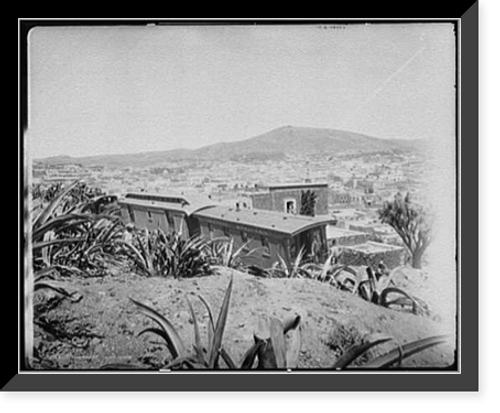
[267,247,313,278]
[205,237,263,270]
[164,233,213,279]
[117,228,169,277]
[301,253,359,290]
[357,265,429,315]
[33,267,82,303]
[332,333,450,369]
[118,229,212,279]
[104,276,304,370]
[107,277,236,370]
[31,180,124,277]
[252,315,302,369]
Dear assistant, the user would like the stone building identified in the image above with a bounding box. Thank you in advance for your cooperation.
[250,182,329,216]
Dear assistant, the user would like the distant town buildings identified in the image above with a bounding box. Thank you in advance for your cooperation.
[337,241,406,269]
[33,147,427,269]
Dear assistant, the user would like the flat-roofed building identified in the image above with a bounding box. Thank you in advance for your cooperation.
[194,205,335,268]
[338,241,406,269]
[119,192,215,239]
[250,182,329,216]
[326,226,368,247]
[119,191,336,269]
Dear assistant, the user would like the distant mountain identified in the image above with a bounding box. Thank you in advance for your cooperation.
[35,126,426,167]
[191,126,423,159]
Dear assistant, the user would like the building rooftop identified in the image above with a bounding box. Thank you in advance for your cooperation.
[266,182,329,191]
[326,226,368,240]
[119,195,216,216]
[342,241,404,254]
[194,205,336,236]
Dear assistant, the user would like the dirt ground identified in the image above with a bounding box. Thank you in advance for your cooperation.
[32,266,457,370]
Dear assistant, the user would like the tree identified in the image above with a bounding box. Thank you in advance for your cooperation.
[300,190,317,217]
[378,193,431,269]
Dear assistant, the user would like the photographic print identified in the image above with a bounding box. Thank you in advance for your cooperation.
[14,15,477,390]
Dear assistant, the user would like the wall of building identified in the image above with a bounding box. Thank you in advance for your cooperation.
[338,245,407,269]
[198,218,289,268]
[328,232,368,247]
[249,193,272,211]
[251,187,329,215]
[120,203,189,239]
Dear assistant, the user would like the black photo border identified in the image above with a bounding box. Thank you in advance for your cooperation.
[10,8,477,391]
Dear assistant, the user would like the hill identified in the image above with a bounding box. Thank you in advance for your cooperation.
[192,126,423,160]
[36,126,426,168]
[33,268,455,370]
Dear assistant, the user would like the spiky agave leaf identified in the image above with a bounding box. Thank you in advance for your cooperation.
[334,270,359,293]
[318,252,336,281]
[332,334,401,369]
[136,229,155,275]
[276,253,290,277]
[362,335,450,369]
[185,296,205,365]
[198,293,215,356]
[239,340,264,369]
[116,240,152,276]
[291,247,306,277]
[283,315,301,334]
[255,337,277,369]
[32,180,81,229]
[32,213,95,242]
[359,283,374,302]
[379,287,419,314]
[34,280,74,298]
[49,264,89,278]
[34,266,58,282]
[207,276,233,369]
[301,263,322,278]
[162,355,197,370]
[269,318,287,368]
[33,237,83,251]
[94,218,123,245]
[219,347,237,369]
[130,298,187,359]
[136,326,180,358]
[285,324,302,369]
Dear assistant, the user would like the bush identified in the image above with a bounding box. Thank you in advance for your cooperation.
[119,229,213,278]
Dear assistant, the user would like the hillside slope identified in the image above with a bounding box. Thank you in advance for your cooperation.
[33,268,455,370]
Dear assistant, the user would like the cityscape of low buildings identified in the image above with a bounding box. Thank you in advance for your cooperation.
[32,148,425,268]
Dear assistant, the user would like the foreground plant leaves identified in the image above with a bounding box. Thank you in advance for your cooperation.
[332,333,401,369]
[130,298,187,359]
[285,324,302,368]
[208,276,233,368]
[362,334,450,368]
[269,318,287,368]
[255,314,302,369]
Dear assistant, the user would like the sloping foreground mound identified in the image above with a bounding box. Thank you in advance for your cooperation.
[33,268,455,370]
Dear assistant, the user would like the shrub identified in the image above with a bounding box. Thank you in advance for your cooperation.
[267,247,312,278]
[357,265,429,315]
[205,237,263,270]
[119,229,213,278]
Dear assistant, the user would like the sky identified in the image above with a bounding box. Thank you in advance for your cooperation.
[27,22,456,159]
